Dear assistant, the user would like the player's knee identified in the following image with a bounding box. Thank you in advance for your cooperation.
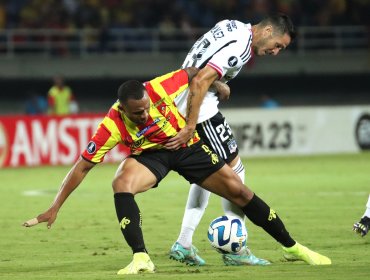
[226,180,253,206]
[112,176,133,193]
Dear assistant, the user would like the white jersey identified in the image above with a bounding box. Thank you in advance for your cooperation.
[175,20,253,123]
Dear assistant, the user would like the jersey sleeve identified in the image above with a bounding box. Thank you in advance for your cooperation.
[206,31,252,79]
[206,45,246,79]
[81,110,123,163]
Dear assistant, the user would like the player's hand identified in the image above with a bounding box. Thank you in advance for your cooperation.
[213,81,230,101]
[164,125,195,150]
[23,207,58,229]
[352,221,369,237]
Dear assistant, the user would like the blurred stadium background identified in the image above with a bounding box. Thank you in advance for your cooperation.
[0,0,369,166]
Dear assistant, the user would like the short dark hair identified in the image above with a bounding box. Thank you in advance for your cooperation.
[260,14,296,41]
[117,80,146,105]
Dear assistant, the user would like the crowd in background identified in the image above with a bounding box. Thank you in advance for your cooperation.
[0,0,369,31]
[1,0,368,115]
[0,0,368,56]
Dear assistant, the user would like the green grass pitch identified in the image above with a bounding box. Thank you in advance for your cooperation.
[1,153,370,279]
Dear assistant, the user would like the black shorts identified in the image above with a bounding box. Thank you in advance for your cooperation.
[129,140,225,187]
[196,112,238,164]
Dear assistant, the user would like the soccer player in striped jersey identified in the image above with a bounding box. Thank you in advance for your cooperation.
[24,66,331,275]
[353,194,370,237]
[169,14,297,266]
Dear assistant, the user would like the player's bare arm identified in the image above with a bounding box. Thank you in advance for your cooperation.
[184,67,199,82]
[164,66,218,150]
[212,81,230,101]
[23,157,95,228]
[186,65,219,128]
[185,67,230,101]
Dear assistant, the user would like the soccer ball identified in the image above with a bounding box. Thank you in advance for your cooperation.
[207,215,247,254]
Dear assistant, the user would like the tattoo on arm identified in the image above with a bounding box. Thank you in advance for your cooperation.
[186,91,195,122]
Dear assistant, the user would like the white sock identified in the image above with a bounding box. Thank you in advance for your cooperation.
[363,194,370,218]
[222,157,245,221]
[177,184,211,248]
[177,227,194,249]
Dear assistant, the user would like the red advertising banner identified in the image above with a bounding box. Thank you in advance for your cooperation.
[0,114,130,167]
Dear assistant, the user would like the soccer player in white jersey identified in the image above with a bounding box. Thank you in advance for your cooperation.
[353,194,370,237]
[169,14,296,266]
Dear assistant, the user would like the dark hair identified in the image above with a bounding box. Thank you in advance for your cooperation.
[117,80,146,105]
[261,14,296,41]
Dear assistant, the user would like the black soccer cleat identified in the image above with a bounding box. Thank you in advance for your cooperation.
[353,216,370,237]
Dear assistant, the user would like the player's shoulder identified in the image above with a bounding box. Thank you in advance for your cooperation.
[216,19,251,31]
[217,20,252,44]
[147,69,185,83]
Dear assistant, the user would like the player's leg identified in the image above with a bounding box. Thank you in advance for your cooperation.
[220,155,250,226]
[200,114,269,265]
[353,194,370,237]
[221,156,245,220]
[170,113,235,265]
[169,183,209,265]
[199,163,331,265]
[199,115,248,224]
[171,113,267,266]
[220,156,270,265]
[178,185,211,247]
[113,154,169,274]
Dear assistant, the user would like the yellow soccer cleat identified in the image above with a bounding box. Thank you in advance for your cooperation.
[282,242,331,265]
[117,252,156,275]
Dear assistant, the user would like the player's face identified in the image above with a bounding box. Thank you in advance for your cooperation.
[254,28,291,56]
[121,92,150,125]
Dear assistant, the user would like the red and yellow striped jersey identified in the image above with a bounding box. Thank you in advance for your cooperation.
[82,69,200,163]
